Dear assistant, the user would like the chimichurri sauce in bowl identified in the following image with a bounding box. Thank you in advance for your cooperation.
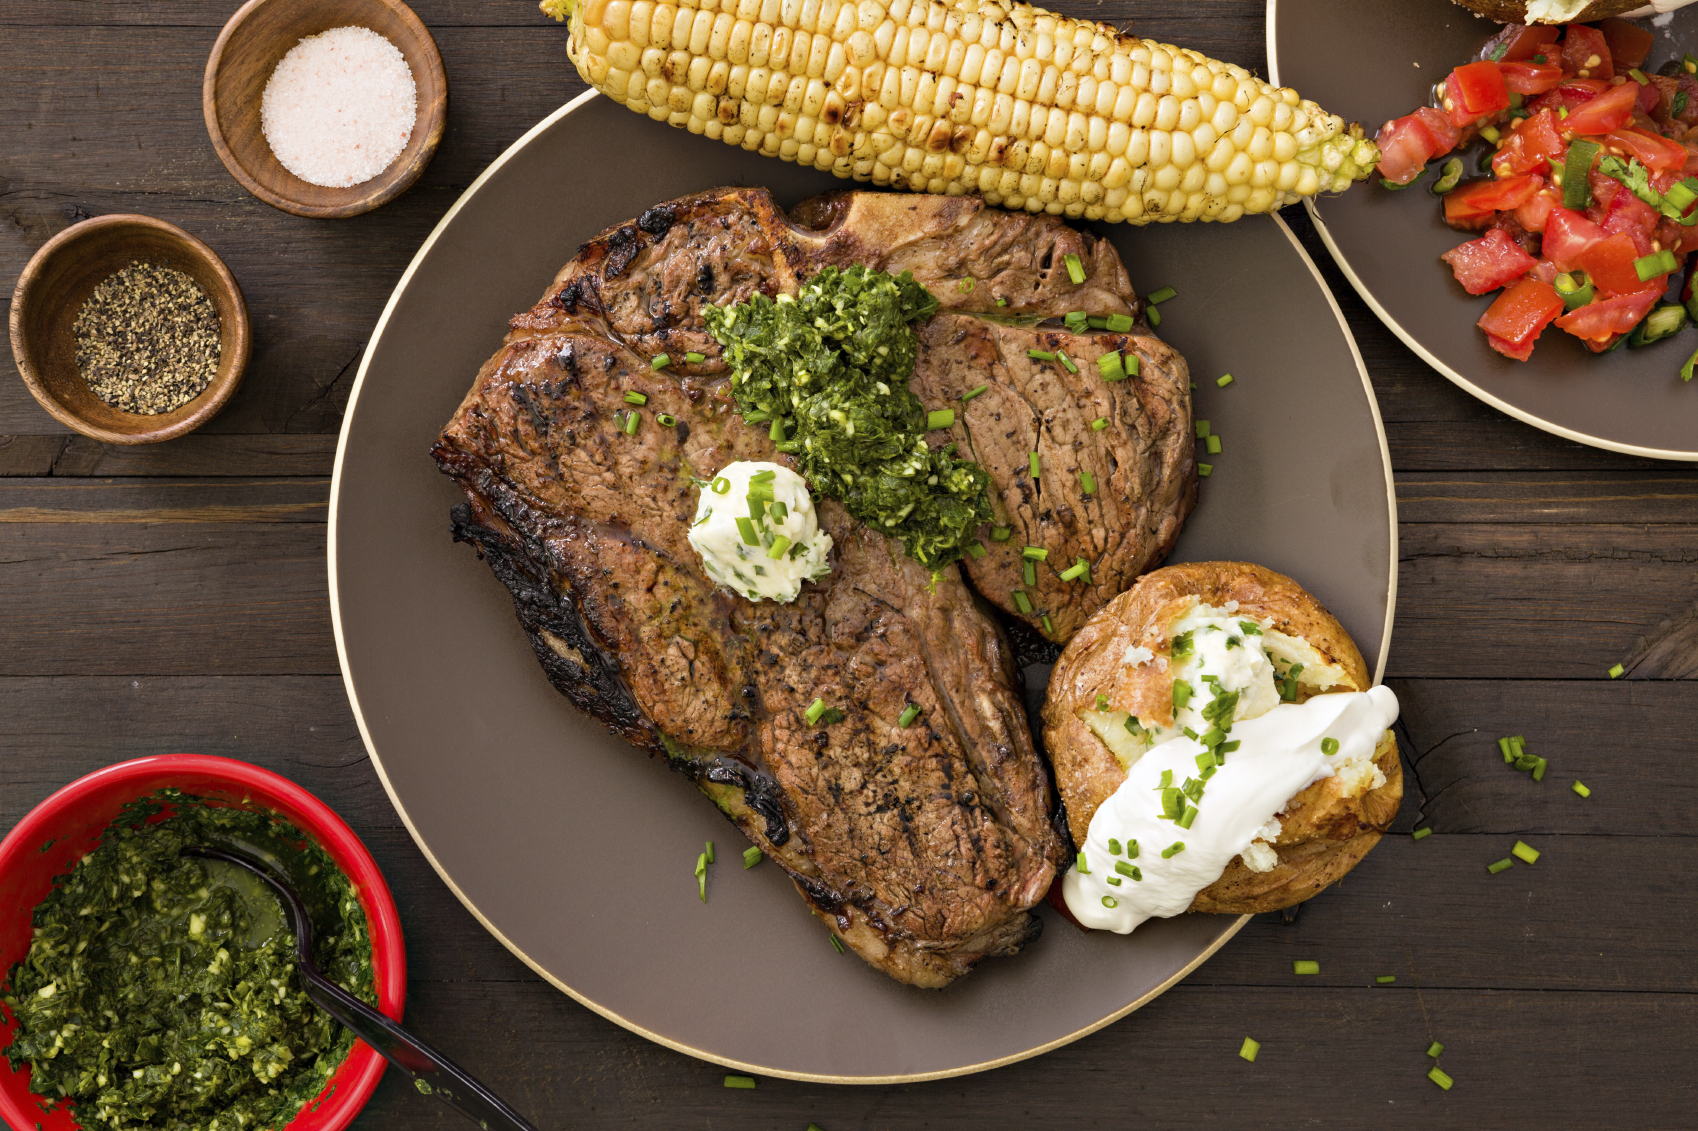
[1,790,375,1131]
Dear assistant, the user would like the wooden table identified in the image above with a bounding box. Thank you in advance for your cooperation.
[4,2,1694,1127]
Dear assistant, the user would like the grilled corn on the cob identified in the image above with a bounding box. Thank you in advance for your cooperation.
[541,0,1377,223]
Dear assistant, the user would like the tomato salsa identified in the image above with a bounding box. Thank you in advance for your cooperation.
[1375,18,1698,370]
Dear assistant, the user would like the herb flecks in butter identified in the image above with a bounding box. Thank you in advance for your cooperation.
[2,791,374,1131]
[704,266,993,570]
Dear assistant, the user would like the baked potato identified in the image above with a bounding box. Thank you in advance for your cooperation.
[1042,562,1401,917]
[1447,0,1665,23]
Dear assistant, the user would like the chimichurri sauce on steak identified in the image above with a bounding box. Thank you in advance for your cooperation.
[3,792,374,1131]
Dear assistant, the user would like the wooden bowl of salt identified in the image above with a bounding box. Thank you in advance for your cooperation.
[204,0,447,219]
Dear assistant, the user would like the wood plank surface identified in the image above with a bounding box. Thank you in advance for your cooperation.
[3,0,1695,1127]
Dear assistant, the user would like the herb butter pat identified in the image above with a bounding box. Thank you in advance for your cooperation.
[690,461,832,602]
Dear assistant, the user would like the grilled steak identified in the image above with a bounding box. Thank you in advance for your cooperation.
[432,187,1194,986]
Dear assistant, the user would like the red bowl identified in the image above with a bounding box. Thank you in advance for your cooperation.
[0,755,406,1131]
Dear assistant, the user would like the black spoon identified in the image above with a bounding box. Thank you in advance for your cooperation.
[185,844,540,1131]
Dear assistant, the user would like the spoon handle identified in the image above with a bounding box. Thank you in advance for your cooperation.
[301,969,541,1131]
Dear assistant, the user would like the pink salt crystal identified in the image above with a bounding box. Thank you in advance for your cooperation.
[260,25,417,189]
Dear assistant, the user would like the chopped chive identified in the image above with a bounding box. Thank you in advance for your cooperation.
[735,516,759,545]
[1027,349,1056,361]
[1064,253,1085,284]
[624,390,649,405]
[1427,1041,1444,1058]
[1239,1037,1259,1062]
[962,384,988,402]
[1293,960,1320,976]
[1058,559,1089,582]
[990,525,1012,542]
[1156,770,1172,790]
[1216,373,1234,388]
[743,846,762,868]
[1147,285,1177,305]
[1091,416,1109,431]
[1148,306,1162,328]
[1023,558,1037,587]
[1076,851,1090,875]
[1195,419,1210,439]
[1428,1066,1453,1091]
[1198,463,1212,477]
[1064,310,1088,332]
[1609,663,1625,678]
[1377,975,1397,984]
[899,703,921,727]
[1171,679,1193,709]
[1321,737,1340,756]
[704,840,715,865]
[624,411,641,436]
[656,413,677,426]
[767,535,793,560]
[1087,315,1107,330]
[651,354,671,369]
[724,1075,756,1089]
[684,351,706,363]
[1106,313,1134,333]
[711,475,730,494]
[1101,895,1118,908]
[769,500,788,524]
[927,408,956,430]
[1206,434,1222,455]
[1108,838,1122,855]
[1498,736,1514,763]
[1012,590,1033,614]
[1106,876,1122,886]
[1022,545,1049,561]
[1572,780,1591,798]
[1115,861,1141,881]
[1125,353,1140,376]
[1160,841,1185,859]
[696,852,707,877]
[830,934,844,954]
[1412,827,1433,841]
[1029,452,1041,478]
[966,540,987,559]
[1079,470,1096,496]
[1487,857,1514,874]
[1511,840,1540,864]
[1176,804,1198,829]
[1058,351,1078,374]
[1532,758,1547,782]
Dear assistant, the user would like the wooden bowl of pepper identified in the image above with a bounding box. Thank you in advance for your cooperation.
[9,213,250,445]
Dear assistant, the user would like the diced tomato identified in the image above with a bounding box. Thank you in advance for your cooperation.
[1541,206,1608,271]
[1562,79,1639,136]
[1442,229,1539,295]
[1485,332,1537,361]
[1599,18,1654,71]
[1443,175,1544,229]
[1562,24,1615,82]
[1636,80,1662,116]
[1607,128,1692,174]
[1577,232,1655,296]
[1493,110,1567,177]
[1498,61,1565,97]
[1484,22,1561,64]
[1555,289,1662,341]
[1478,278,1565,359]
[1599,190,1661,258]
[1527,259,1561,284]
[1515,189,1559,234]
[1374,107,1461,185]
[1446,62,1513,127]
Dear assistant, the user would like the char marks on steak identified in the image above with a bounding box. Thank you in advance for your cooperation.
[432,188,1194,986]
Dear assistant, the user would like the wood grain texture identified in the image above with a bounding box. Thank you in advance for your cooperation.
[3,0,1696,1125]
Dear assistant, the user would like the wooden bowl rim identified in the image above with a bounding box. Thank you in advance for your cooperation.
[202,0,448,220]
[8,213,252,446]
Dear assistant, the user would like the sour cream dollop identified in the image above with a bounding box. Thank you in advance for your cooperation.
[1063,686,1400,935]
[688,461,832,602]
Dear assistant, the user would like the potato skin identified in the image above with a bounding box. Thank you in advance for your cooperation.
[1041,561,1402,916]
[1447,0,1649,23]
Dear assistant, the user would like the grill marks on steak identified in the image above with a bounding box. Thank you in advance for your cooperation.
[434,187,1194,986]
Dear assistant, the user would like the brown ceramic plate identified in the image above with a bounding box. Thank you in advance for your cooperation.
[1271,0,1698,460]
[329,92,1396,1082]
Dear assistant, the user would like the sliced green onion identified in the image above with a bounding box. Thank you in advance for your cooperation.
[1321,737,1340,756]
[804,697,842,726]
[990,525,1012,542]
[1206,435,1222,455]
[1106,875,1122,886]
[1677,90,1692,119]
[1511,840,1540,864]
[1239,1037,1259,1063]
[1146,285,1177,305]
[1532,757,1547,782]
[1630,303,1687,349]
[703,840,715,864]
[1479,124,1501,144]
[1111,860,1138,881]
[1176,803,1198,830]
[711,476,730,494]
[1667,179,1698,212]
[1198,463,1213,477]
[1076,851,1090,875]
[651,353,672,370]
[1572,780,1591,798]
[1107,313,1135,332]
[1125,839,1139,858]
[1101,895,1118,908]
[1487,857,1514,874]
[1080,470,1096,496]
[1609,662,1625,678]
[898,703,921,727]
[1216,374,1234,388]
[996,297,1006,307]
[1293,960,1319,976]
[1091,416,1109,431]
[624,411,641,435]
[768,500,788,524]
[1431,157,1464,195]
[1156,770,1173,790]
[1064,310,1088,332]
[743,846,762,868]
[962,384,988,402]
[1196,419,1211,439]
[1564,140,1600,210]
[735,516,759,545]
[1635,249,1679,282]
[1021,545,1049,561]
[1412,827,1433,841]
[624,390,649,405]
[830,934,844,954]
[656,413,677,426]
[1160,841,1185,859]
[684,351,706,363]
[1125,353,1140,376]
[1059,559,1089,582]
[724,1075,756,1088]
[958,275,976,293]
[1012,590,1033,614]
[1498,736,1514,764]
[1058,351,1078,374]
[1022,558,1037,587]
[1098,350,1126,381]
[696,852,707,877]
[966,540,987,560]
[1064,253,1085,284]
[1041,614,1054,634]
[1382,166,1430,191]
[1147,306,1162,328]
[1428,1066,1453,1091]
[1171,679,1193,709]
[1427,1041,1444,1058]
[1029,452,1041,478]
[1027,349,1056,361]
[1378,975,1397,984]
[766,535,793,560]
[1555,271,1596,312]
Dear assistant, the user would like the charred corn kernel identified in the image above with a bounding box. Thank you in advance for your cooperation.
[544,0,1377,224]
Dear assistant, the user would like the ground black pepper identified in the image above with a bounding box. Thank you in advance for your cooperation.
[73,261,221,414]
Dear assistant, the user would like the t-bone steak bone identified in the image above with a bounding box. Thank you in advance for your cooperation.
[432,187,1194,987]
